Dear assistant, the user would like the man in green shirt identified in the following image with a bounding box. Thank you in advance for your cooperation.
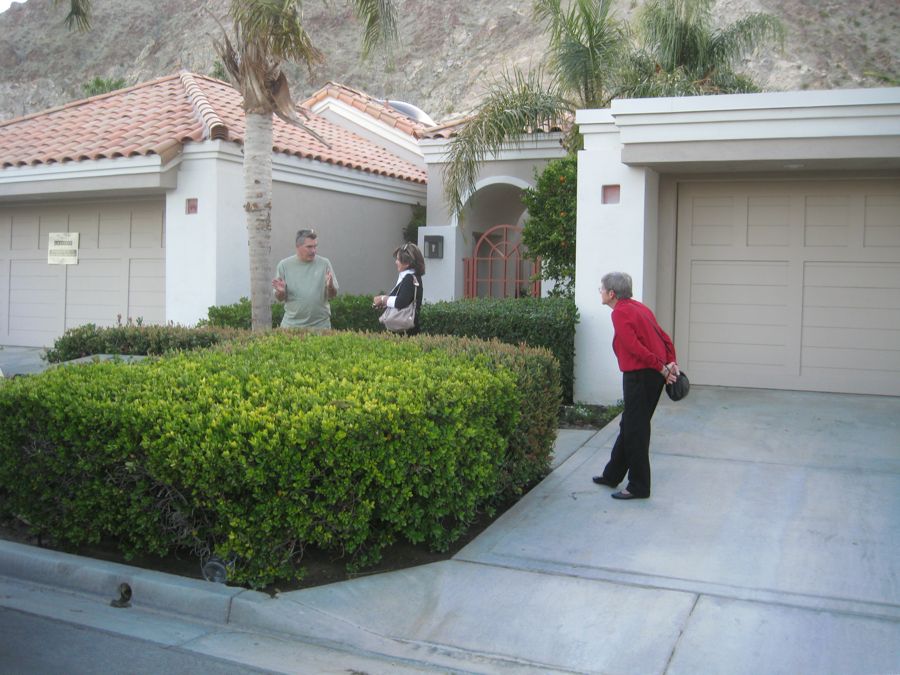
[272,228,339,329]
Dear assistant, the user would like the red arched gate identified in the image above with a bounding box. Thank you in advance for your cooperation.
[463,224,541,299]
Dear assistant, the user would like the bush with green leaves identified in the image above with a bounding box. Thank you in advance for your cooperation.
[200,295,380,332]
[422,296,577,404]
[0,332,555,588]
[415,334,561,496]
[44,324,248,363]
[521,154,577,298]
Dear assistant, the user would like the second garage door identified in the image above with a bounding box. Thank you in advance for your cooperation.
[674,178,900,396]
[0,199,165,348]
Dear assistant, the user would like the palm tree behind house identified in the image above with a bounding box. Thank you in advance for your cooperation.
[443,0,784,218]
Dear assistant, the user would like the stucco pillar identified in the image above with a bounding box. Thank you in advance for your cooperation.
[575,110,659,404]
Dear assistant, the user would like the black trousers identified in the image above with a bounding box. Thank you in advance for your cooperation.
[601,368,665,497]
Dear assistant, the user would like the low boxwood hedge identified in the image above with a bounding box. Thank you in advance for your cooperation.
[202,294,578,402]
[1,332,558,588]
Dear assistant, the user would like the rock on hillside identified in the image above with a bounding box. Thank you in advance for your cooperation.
[0,0,898,123]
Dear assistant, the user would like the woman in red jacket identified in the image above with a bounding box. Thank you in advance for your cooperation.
[592,271,679,500]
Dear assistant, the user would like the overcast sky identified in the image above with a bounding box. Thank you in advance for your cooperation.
[0,0,27,13]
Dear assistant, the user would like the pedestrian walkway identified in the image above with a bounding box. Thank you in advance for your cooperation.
[1,386,899,674]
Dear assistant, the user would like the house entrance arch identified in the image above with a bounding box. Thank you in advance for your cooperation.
[463,224,540,298]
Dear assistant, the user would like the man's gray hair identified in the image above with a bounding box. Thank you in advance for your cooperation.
[601,271,633,300]
[295,228,317,245]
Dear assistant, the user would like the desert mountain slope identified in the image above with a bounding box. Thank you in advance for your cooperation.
[0,0,898,123]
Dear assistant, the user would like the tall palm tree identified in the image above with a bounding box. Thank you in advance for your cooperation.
[444,0,625,217]
[443,0,782,218]
[54,0,397,331]
[621,0,784,97]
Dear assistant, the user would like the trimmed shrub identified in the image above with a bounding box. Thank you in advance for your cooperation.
[44,324,248,363]
[201,295,380,332]
[422,297,578,403]
[1,333,531,587]
[414,334,561,497]
[201,296,578,403]
[200,297,283,330]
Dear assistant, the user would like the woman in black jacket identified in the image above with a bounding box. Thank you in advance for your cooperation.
[373,243,425,335]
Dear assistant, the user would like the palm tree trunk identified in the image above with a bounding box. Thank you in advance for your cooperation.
[244,111,274,331]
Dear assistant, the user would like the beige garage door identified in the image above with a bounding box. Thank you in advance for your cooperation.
[0,199,165,347]
[675,178,900,396]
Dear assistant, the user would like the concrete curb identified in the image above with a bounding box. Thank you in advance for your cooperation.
[0,539,265,624]
[0,539,560,672]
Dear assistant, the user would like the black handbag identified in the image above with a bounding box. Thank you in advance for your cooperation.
[666,371,690,401]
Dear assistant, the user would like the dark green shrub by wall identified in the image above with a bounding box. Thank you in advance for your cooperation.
[422,296,577,403]
[200,295,379,332]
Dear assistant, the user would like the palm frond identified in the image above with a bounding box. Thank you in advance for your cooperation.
[351,0,399,59]
[709,14,785,68]
[443,68,570,218]
[53,0,92,31]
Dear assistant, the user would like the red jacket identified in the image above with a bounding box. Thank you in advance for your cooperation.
[610,298,676,373]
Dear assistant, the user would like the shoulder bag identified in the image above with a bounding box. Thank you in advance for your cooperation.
[379,276,419,332]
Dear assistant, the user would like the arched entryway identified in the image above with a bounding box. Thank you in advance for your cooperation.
[463,224,540,298]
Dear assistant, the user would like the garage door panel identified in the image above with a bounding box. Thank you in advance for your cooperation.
[804,195,853,248]
[803,306,900,331]
[747,196,791,247]
[677,178,900,396]
[98,208,131,249]
[802,346,900,373]
[0,212,10,249]
[9,301,62,320]
[10,260,61,293]
[690,322,786,346]
[690,285,786,305]
[131,205,164,248]
[689,201,738,246]
[691,260,788,285]
[70,210,100,249]
[804,262,900,288]
[689,341,787,367]
[864,195,900,247]
[803,286,900,310]
[10,214,39,250]
[690,303,789,326]
[803,326,900,351]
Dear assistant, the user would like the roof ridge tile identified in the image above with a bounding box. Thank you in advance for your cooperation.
[179,71,229,141]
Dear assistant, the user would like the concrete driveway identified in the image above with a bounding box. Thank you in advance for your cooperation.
[274,386,900,674]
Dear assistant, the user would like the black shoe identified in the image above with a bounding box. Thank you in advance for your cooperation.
[592,475,617,487]
[611,490,649,500]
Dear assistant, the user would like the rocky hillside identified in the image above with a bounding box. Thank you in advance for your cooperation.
[1,0,898,123]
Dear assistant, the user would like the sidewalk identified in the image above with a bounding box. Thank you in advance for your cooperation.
[1,386,899,673]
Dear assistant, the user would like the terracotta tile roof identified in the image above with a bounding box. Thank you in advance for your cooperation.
[302,81,430,138]
[0,72,426,184]
[421,113,571,140]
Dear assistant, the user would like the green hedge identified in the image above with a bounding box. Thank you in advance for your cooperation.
[44,324,248,363]
[421,297,577,403]
[204,295,578,402]
[200,295,381,333]
[0,332,560,588]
